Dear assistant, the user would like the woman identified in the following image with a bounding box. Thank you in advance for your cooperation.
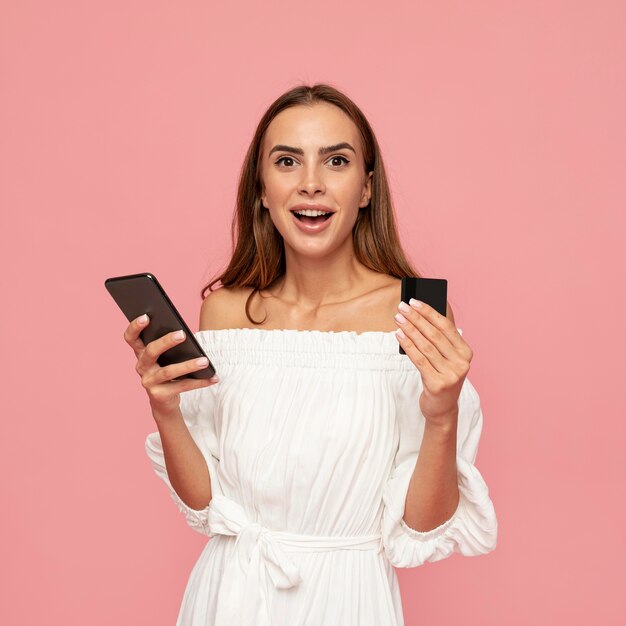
[125,83,498,626]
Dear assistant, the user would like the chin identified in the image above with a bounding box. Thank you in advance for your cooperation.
[286,237,352,261]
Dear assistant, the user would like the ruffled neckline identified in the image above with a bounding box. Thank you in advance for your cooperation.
[196,327,397,339]
[192,327,459,371]
[195,327,462,339]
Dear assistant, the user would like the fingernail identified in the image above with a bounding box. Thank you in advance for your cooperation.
[195,357,208,367]
[173,330,185,340]
[396,328,406,339]
[137,314,148,324]
[398,301,411,314]
[209,375,220,383]
[395,313,407,324]
[409,298,423,308]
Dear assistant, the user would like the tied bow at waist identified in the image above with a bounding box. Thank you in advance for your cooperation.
[208,493,383,626]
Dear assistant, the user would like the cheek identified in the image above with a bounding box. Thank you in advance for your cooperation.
[263,171,292,201]
[330,172,365,198]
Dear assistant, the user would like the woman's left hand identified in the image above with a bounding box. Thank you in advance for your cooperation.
[395,299,473,429]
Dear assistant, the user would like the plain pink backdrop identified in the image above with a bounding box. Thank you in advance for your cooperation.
[1,1,625,625]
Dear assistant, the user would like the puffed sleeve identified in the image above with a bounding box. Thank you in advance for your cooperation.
[381,353,498,568]
[144,384,220,537]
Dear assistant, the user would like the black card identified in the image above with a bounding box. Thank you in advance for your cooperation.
[399,277,448,354]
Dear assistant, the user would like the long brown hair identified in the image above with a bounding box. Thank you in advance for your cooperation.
[202,83,420,323]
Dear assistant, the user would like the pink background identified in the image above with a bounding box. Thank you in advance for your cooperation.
[1,1,625,624]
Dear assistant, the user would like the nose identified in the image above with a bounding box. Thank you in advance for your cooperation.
[297,163,325,196]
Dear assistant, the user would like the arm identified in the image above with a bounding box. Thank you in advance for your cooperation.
[150,287,243,514]
[398,298,461,531]
[380,375,498,568]
[403,416,460,532]
[154,408,212,510]
[382,299,497,568]
[148,286,244,511]
[122,311,218,519]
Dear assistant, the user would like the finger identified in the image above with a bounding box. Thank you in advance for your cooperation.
[398,298,473,375]
[395,325,440,380]
[147,375,220,407]
[398,301,458,361]
[124,314,149,356]
[171,375,220,392]
[395,313,448,374]
[139,329,187,369]
[145,355,215,387]
[409,302,473,367]
[407,299,466,349]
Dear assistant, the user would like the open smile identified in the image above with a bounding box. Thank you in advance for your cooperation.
[290,206,335,233]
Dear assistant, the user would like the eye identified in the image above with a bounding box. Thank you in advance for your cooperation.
[328,156,350,167]
[275,156,297,167]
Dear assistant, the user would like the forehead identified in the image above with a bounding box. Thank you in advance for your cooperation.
[262,103,362,155]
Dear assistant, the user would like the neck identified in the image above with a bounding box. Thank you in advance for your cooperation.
[272,240,370,311]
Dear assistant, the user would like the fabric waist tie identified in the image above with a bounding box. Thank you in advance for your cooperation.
[208,493,383,626]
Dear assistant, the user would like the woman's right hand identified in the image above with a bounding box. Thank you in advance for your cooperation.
[123,314,219,420]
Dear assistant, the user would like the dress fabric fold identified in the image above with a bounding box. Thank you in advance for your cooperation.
[144,328,498,626]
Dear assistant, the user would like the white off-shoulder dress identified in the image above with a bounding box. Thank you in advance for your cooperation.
[145,328,498,626]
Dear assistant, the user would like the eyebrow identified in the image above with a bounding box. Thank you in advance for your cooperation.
[268,142,356,157]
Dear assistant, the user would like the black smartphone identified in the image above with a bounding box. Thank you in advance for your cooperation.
[399,277,448,355]
[104,272,216,379]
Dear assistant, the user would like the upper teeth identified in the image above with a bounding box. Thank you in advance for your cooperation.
[294,209,331,217]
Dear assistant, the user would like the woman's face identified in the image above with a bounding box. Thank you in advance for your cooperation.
[260,103,373,261]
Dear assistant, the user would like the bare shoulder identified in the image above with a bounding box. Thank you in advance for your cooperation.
[199,285,253,330]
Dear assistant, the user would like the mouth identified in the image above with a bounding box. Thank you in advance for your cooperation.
[290,208,334,226]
